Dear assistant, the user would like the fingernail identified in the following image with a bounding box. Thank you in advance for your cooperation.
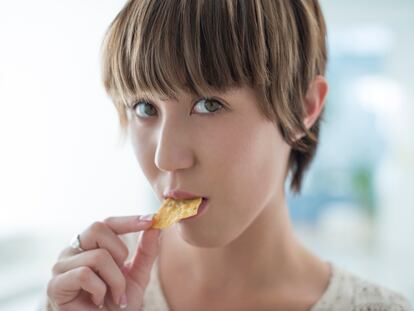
[98,305,104,309]
[139,213,155,222]
[119,293,128,309]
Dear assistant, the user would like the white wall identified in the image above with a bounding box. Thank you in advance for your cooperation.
[0,0,158,239]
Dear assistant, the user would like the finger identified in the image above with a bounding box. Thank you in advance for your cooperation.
[103,214,155,234]
[53,248,127,305]
[127,228,161,288]
[47,266,107,308]
[62,215,155,266]
[59,225,128,268]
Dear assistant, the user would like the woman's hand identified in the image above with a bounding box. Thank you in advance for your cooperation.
[46,214,160,310]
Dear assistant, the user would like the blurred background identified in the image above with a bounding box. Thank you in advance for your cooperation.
[0,0,413,309]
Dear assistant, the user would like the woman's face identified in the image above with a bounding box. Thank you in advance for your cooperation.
[129,86,291,247]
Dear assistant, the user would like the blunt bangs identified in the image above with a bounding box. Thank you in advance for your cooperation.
[101,0,270,110]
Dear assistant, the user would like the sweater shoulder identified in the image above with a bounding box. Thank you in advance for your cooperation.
[311,263,412,311]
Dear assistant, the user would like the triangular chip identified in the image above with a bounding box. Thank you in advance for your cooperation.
[152,197,203,229]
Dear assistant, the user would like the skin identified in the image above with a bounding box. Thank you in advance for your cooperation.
[47,217,161,310]
[129,76,330,310]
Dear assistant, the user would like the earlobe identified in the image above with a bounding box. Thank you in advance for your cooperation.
[294,75,328,141]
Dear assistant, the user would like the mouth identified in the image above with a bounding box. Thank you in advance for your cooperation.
[163,189,208,201]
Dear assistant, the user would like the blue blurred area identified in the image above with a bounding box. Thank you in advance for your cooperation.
[286,4,414,301]
[289,25,395,224]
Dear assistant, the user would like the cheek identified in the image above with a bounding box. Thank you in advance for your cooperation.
[206,122,288,212]
[130,125,158,182]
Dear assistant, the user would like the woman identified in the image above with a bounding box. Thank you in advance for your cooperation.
[43,0,411,310]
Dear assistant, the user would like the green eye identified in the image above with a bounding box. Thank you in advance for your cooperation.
[193,98,224,114]
[132,100,157,118]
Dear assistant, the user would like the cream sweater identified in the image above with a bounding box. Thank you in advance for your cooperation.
[141,258,412,311]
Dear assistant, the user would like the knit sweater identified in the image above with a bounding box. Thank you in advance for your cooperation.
[141,258,412,311]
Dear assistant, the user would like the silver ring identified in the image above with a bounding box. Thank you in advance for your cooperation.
[70,234,85,252]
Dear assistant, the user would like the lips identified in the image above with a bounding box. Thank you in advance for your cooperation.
[163,189,208,200]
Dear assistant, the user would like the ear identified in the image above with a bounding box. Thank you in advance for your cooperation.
[294,75,329,141]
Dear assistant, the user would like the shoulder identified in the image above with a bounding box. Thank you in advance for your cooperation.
[347,268,412,311]
[311,263,412,311]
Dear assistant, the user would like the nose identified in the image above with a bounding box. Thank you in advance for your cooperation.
[154,118,195,172]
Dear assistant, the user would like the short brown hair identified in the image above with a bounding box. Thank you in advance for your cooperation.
[100,0,328,194]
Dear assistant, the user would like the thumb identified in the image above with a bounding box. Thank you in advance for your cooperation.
[127,228,161,288]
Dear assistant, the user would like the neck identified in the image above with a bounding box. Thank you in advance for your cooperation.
[159,191,308,294]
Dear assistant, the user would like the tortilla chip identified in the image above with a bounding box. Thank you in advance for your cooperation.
[152,197,203,229]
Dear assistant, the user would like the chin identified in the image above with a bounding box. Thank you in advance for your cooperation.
[174,224,238,249]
